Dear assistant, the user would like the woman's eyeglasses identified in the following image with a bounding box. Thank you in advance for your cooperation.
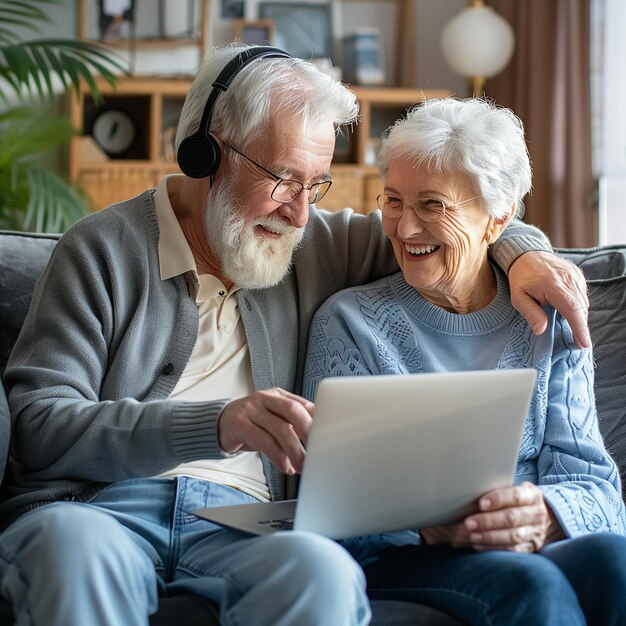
[376,194,479,222]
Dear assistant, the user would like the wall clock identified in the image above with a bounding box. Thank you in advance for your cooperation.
[92,109,136,157]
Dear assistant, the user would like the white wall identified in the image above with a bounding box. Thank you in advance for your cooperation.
[415,0,467,95]
[594,0,626,177]
[592,0,626,244]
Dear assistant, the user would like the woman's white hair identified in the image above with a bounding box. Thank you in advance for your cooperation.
[176,43,359,153]
[378,98,532,219]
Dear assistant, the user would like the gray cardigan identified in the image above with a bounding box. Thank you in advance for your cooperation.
[2,190,548,524]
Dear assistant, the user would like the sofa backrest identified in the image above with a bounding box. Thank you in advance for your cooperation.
[0,231,59,484]
[0,380,8,485]
[0,231,59,375]
[558,246,626,495]
[1,232,626,497]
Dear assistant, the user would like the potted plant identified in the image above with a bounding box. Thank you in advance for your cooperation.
[0,0,126,232]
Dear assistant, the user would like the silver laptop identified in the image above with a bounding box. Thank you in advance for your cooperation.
[194,369,536,540]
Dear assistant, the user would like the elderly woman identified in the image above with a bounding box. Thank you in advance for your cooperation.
[302,98,626,626]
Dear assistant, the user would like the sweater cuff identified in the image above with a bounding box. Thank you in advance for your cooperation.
[540,485,582,538]
[491,236,553,274]
[170,399,232,462]
[490,219,553,274]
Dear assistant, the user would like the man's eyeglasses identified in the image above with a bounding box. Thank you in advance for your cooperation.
[223,142,332,205]
[376,194,479,222]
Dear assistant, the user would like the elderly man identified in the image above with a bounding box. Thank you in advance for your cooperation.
[1,45,589,626]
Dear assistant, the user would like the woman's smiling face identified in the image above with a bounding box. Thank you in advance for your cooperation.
[381,158,508,312]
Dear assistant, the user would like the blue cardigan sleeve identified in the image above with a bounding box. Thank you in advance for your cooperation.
[537,316,626,537]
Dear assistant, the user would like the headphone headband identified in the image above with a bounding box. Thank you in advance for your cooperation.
[177,46,293,180]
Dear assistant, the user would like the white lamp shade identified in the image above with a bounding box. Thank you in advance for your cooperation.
[441,6,515,79]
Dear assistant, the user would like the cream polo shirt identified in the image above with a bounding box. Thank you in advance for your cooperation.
[154,176,270,502]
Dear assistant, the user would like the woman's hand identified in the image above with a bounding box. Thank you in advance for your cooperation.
[508,251,590,349]
[421,482,566,552]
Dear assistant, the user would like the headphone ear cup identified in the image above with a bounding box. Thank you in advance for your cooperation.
[177,133,222,179]
[177,48,291,179]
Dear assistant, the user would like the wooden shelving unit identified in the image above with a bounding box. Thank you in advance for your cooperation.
[68,76,192,210]
[69,0,451,214]
[68,77,450,213]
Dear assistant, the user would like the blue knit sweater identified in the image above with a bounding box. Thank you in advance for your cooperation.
[303,266,626,538]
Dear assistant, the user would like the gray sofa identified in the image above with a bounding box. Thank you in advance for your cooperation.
[1,229,626,625]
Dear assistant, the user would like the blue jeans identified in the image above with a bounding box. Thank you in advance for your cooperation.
[0,477,370,626]
[357,532,626,626]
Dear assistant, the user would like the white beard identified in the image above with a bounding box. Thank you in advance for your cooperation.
[204,182,305,289]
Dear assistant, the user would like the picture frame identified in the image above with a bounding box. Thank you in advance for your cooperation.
[343,28,385,86]
[340,0,415,87]
[258,2,333,60]
[79,0,204,43]
[221,0,244,18]
[98,0,136,41]
[233,19,275,46]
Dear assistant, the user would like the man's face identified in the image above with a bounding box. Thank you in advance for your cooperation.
[205,115,336,289]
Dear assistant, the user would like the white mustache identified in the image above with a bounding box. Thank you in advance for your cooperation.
[253,215,303,238]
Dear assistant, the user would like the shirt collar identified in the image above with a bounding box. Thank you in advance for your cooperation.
[154,175,238,304]
[154,175,198,282]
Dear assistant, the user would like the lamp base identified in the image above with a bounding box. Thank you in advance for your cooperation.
[469,75,486,97]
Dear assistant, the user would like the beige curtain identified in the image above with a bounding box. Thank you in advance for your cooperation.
[488,0,595,248]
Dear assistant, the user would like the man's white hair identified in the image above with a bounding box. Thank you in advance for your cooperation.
[176,43,359,154]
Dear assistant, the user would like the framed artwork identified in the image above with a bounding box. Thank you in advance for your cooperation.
[221,0,244,18]
[98,0,136,40]
[258,2,333,60]
[340,0,415,87]
[343,28,385,85]
[233,19,275,46]
[80,0,204,42]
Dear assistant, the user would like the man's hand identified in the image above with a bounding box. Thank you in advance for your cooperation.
[508,251,590,349]
[421,482,565,553]
[218,388,314,476]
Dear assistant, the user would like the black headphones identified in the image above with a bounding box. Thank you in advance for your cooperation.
[177,46,293,180]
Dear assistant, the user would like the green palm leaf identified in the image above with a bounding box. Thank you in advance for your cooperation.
[0,106,75,165]
[0,105,86,231]
[0,163,87,232]
[24,167,88,232]
[0,0,125,232]
[0,0,50,44]
[1,39,126,103]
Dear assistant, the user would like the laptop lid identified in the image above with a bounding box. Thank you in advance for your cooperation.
[194,368,536,539]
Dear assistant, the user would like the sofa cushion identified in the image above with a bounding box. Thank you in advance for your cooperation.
[0,382,8,486]
[0,231,59,373]
[558,246,626,498]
